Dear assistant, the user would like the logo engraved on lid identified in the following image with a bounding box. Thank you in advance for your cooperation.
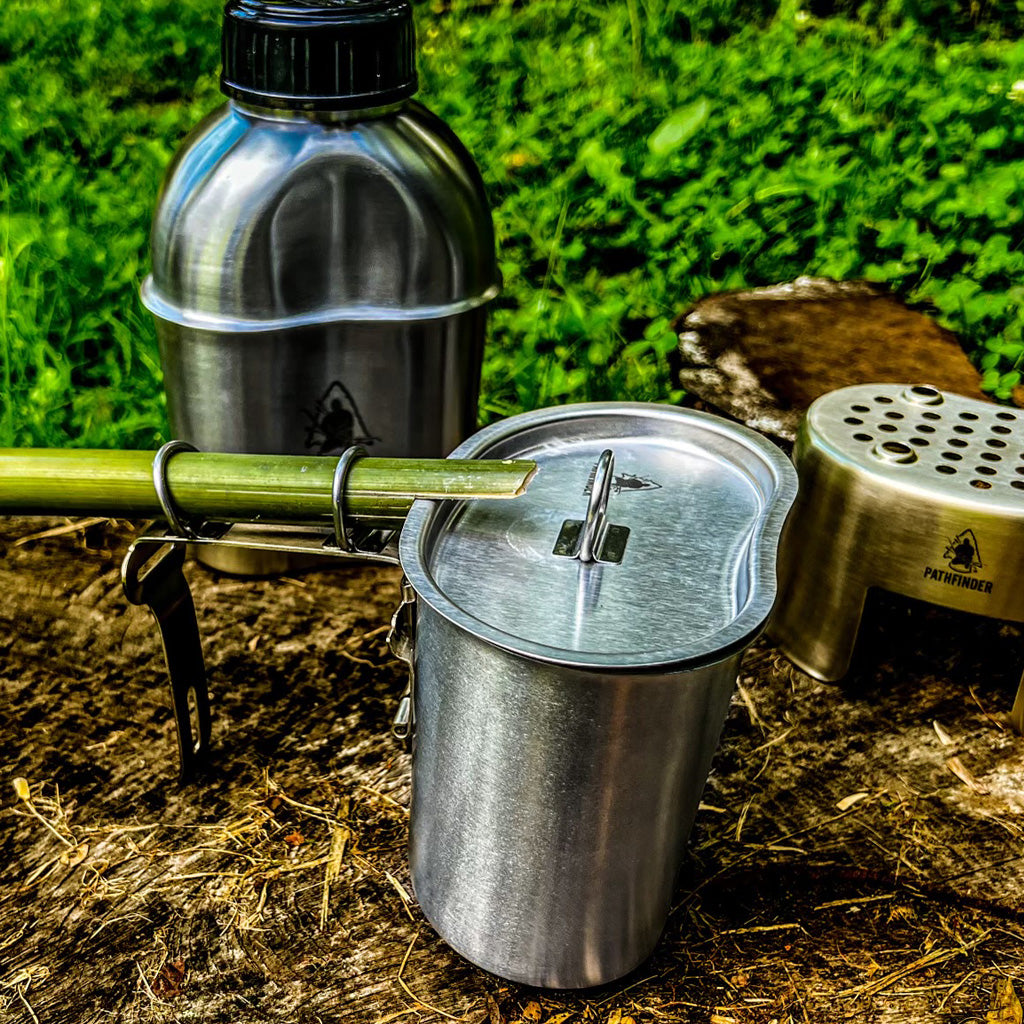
[583,467,661,496]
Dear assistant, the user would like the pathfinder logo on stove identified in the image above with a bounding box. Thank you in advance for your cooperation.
[922,528,993,594]
[944,528,983,574]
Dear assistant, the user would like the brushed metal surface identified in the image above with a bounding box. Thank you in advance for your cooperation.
[155,313,486,459]
[144,100,498,326]
[402,403,799,669]
[399,402,798,987]
[773,384,1024,681]
[143,99,497,572]
[410,608,740,988]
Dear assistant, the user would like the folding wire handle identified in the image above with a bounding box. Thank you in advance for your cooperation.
[123,441,401,778]
[152,439,201,538]
[122,537,211,782]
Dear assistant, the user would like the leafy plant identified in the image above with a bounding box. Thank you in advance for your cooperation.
[2,0,1023,446]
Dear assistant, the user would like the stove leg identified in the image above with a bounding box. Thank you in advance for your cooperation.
[770,558,867,684]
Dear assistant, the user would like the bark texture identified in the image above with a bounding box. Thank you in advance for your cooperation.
[672,277,1004,442]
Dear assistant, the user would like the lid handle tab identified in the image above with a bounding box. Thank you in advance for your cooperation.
[552,449,630,565]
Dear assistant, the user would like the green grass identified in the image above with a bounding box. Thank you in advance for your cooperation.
[2,0,1024,447]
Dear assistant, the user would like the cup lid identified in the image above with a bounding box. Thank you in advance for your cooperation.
[399,403,798,671]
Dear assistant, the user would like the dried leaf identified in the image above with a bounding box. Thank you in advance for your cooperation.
[988,977,1023,1024]
[13,777,30,802]
[888,904,916,923]
[282,831,305,847]
[522,1003,543,1023]
[59,842,89,868]
[319,824,349,929]
[836,791,869,811]
[946,756,989,793]
[384,871,413,907]
[933,720,953,745]
[13,517,109,547]
[152,960,186,1000]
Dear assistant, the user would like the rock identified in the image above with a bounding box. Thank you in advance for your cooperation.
[673,276,994,442]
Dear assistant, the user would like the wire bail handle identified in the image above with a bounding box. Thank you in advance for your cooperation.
[152,440,200,538]
[153,440,372,552]
[331,445,368,552]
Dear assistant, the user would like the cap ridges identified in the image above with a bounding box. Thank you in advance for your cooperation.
[221,0,417,110]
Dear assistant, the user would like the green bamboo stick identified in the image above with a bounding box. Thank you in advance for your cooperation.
[0,449,537,528]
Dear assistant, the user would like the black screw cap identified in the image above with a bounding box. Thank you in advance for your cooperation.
[222,0,417,110]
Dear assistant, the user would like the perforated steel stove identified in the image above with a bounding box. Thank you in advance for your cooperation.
[772,383,1024,731]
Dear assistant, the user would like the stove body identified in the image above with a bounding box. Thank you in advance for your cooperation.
[772,383,1024,729]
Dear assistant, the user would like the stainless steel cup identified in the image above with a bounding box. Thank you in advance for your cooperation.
[393,403,798,987]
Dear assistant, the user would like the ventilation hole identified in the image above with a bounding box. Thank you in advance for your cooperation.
[878,423,898,433]
[851,404,870,413]
[997,411,1016,421]
[872,440,918,464]
[980,452,1002,462]
[844,417,864,425]
[884,411,904,420]
[1013,480,1024,489]
[992,425,1012,435]
[909,385,941,399]
[916,424,936,434]
[882,441,912,455]
[875,396,894,404]
[987,439,1008,449]
[953,425,974,434]
[942,452,963,461]
[909,437,929,446]
[971,479,993,489]
[922,412,942,420]
[976,466,997,476]
[1016,466,1024,475]
[936,465,957,474]
[853,433,873,442]
[959,412,979,421]
[948,438,968,448]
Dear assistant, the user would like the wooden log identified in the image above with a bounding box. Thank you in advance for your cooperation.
[672,276,1004,442]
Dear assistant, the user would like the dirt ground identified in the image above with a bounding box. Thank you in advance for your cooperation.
[1,514,1023,1024]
